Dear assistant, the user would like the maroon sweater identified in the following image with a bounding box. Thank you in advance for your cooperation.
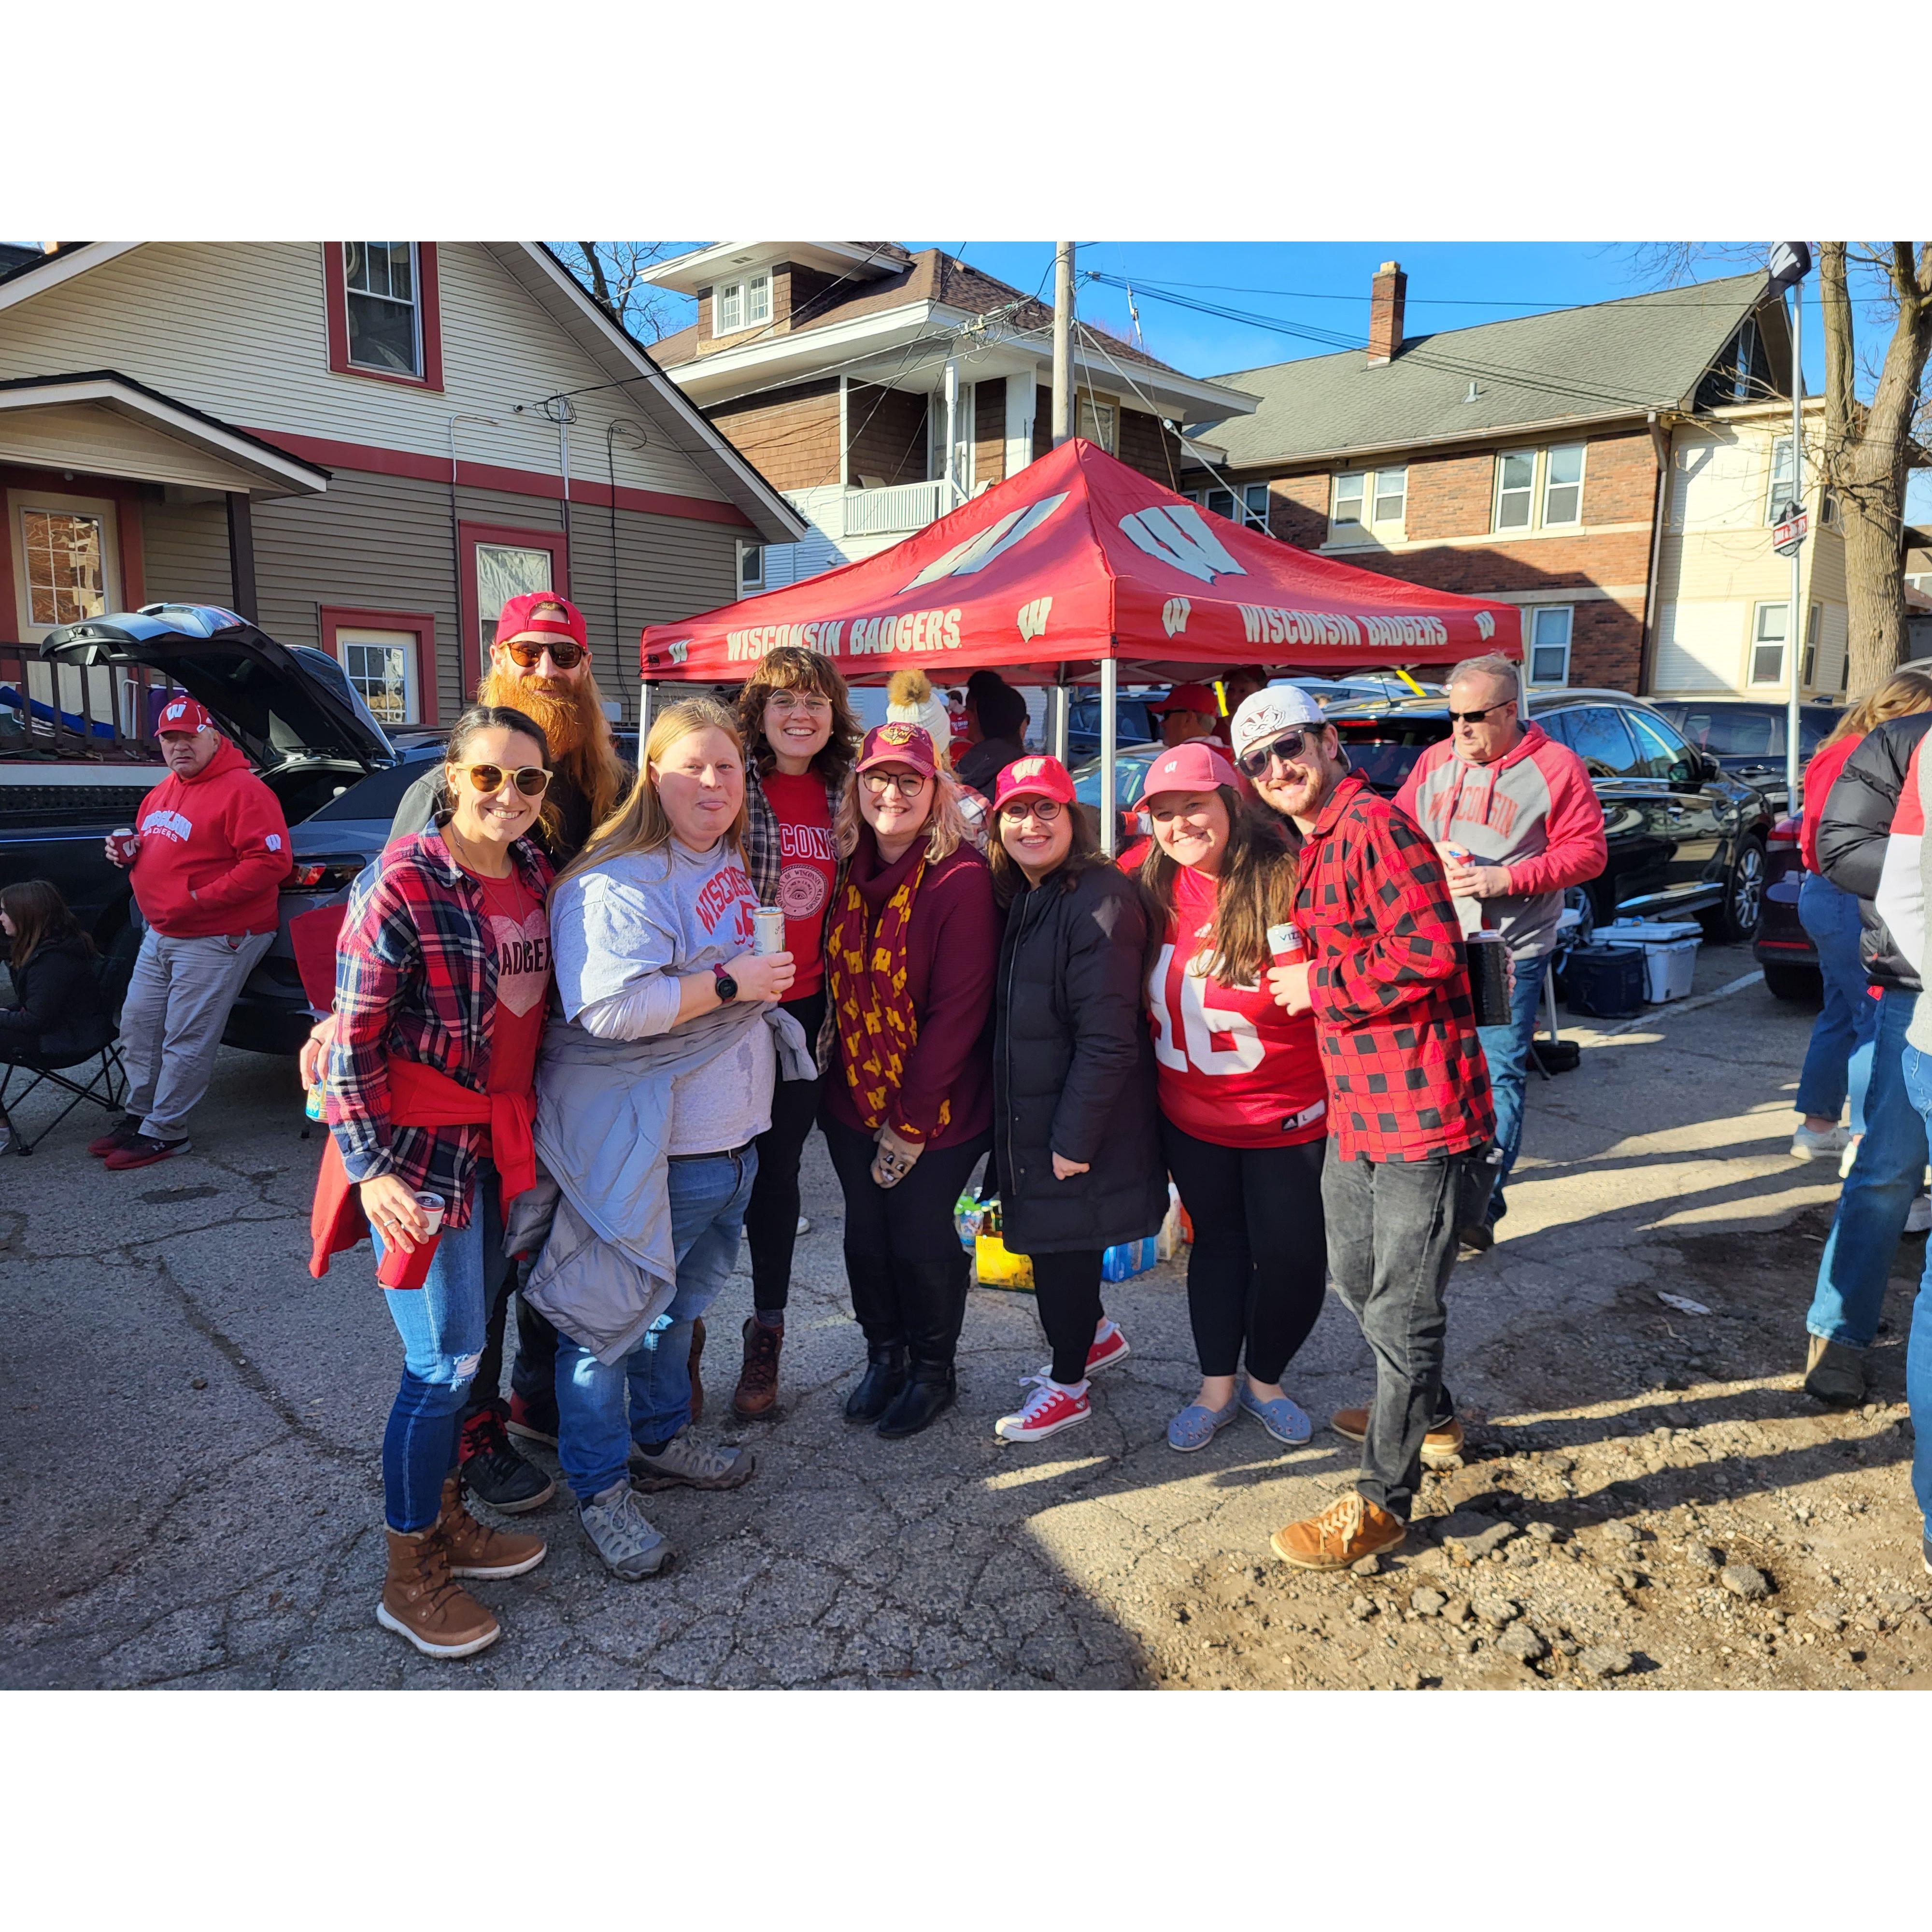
[823,833,998,1149]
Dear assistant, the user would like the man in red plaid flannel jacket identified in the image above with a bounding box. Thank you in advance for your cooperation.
[1230,685,1494,1571]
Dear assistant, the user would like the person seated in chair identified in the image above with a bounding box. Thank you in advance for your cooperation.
[0,880,114,1151]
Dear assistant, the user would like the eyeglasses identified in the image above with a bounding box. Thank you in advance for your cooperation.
[1447,700,1514,724]
[999,798,1064,824]
[861,770,930,798]
[448,762,553,797]
[767,693,832,717]
[1236,728,1322,779]
[501,637,586,670]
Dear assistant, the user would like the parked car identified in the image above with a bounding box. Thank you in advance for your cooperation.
[1287,674,1442,710]
[1648,698,1840,818]
[1752,813,1818,1000]
[1321,689,1776,941]
[1066,696,1158,756]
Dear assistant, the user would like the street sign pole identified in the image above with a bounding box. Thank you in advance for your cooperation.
[1787,270,1804,813]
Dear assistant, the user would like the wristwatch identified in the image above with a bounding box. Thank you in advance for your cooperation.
[712,961,739,1003]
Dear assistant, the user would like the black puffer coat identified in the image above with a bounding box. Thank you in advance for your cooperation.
[992,861,1167,1255]
[1816,710,1932,993]
[0,935,113,1061]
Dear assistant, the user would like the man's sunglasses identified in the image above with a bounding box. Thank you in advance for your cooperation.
[501,637,587,670]
[1448,700,1515,724]
[1236,727,1322,779]
[448,762,553,797]
[998,797,1064,823]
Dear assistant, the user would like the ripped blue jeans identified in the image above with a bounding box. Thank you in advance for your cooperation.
[374,1160,499,1533]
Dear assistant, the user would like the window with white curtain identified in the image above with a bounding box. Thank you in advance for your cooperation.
[1495,450,1537,529]
[1372,467,1407,526]
[1542,444,1585,525]
[1750,602,1789,687]
[1331,471,1365,530]
[1529,605,1573,685]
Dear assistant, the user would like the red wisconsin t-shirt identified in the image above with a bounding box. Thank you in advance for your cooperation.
[762,772,836,997]
[1148,864,1327,1148]
[469,867,551,1095]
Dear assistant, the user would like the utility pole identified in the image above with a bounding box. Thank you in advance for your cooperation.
[1052,242,1075,446]
[1769,242,1812,813]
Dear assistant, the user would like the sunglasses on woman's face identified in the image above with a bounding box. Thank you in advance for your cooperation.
[1236,728,1321,780]
[448,762,553,797]
[998,798,1063,823]
[861,770,929,798]
[501,637,586,670]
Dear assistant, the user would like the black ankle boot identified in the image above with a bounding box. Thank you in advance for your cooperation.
[845,1346,907,1423]
[877,1371,956,1439]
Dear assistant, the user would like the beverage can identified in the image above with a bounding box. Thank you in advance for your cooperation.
[413,1191,447,1237]
[1267,921,1305,964]
[752,906,787,956]
[109,827,140,864]
[304,1084,325,1121]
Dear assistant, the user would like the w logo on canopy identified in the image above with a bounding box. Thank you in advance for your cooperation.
[1475,611,1495,641]
[1118,504,1249,586]
[1017,597,1052,642]
[903,494,1070,591]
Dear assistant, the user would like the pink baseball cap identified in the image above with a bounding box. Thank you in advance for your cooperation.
[154,696,215,736]
[1136,740,1239,804]
[993,754,1077,811]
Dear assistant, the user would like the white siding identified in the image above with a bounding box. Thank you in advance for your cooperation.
[1652,600,1747,694]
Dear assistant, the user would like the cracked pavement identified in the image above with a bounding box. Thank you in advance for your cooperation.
[3,939,1894,1690]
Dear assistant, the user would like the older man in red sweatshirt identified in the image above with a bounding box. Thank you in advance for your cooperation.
[1395,653,1605,1248]
[92,695,293,1169]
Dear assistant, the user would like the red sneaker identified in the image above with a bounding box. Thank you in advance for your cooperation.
[104,1134,191,1171]
[995,1377,1092,1444]
[87,1119,142,1159]
[505,1392,558,1448]
[1039,1320,1130,1381]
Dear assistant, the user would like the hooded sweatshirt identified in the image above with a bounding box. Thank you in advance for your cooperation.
[1394,722,1606,961]
[129,737,293,938]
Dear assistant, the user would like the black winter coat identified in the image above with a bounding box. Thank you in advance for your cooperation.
[1816,711,1932,993]
[992,862,1167,1255]
[0,935,114,1061]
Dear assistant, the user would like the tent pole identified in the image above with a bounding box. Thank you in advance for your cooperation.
[1050,675,1069,766]
[1099,656,1118,857]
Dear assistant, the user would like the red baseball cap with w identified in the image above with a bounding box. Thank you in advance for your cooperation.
[154,696,215,736]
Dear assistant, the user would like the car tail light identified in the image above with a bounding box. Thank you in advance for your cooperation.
[281,858,362,894]
[1766,816,1801,851]
[285,863,331,889]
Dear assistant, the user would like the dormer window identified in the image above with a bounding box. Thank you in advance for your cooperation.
[715,270,772,335]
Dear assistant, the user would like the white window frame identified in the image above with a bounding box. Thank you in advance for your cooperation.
[1370,466,1406,528]
[737,541,764,593]
[336,627,421,727]
[1528,604,1574,686]
[1749,600,1790,688]
[1194,483,1269,530]
[1541,442,1586,527]
[1766,436,1797,523]
[1494,449,1537,531]
[1330,470,1366,534]
[715,270,770,336]
[8,488,122,643]
[1801,600,1822,687]
[342,242,423,378]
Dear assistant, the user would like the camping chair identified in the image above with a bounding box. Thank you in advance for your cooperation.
[1,1033,127,1156]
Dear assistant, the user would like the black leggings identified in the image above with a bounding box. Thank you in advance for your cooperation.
[1160,1120,1327,1384]
[742,990,827,1315]
[1029,1249,1108,1386]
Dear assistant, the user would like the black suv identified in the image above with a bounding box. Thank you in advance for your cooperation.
[1324,689,1776,941]
[1648,698,1840,819]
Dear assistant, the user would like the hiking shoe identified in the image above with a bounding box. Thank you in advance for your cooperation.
[995,1376,1092,1444]
[1270,1492,1408,1571]
[505,1392,558,1448]
[375,1526,500,1658]
[1330,1406,1465,1468]
[580,1481,673,1580]
[1804,1335,1866,1406]
[630,1433,756,1492]
[432,1474,546,1578]
[103,1133,190,1170]
[87,1117,142,1159]
[1791,1122,1852,1162]
[458,1403,555,1514]
[732,1316,784,1420]
[1040,1318,1130,1380]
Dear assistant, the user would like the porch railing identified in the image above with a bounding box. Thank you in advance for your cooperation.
[841,476,959,540]
[0,645,173,765]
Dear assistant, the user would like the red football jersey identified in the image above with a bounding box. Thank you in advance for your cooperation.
[1147,865,1327,1149]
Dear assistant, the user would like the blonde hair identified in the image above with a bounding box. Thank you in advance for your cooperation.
[1819,671,1932,752]
[834,765,973,866]
[555,697,747,890]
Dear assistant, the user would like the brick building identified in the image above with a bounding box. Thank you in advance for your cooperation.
[1180,264,1835,697]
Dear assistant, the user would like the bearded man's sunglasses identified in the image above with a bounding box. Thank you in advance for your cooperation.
[502,637,587,670]
[1236,727,1323,780]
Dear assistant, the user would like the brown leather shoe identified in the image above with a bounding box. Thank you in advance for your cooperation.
[375,1525,501,1659]
[1330,1406,1465,1468]
[733,1316,784,1419]
[689,1317,706,1425]
[1269,1492,1408,1571]
[433,1474,546,1579]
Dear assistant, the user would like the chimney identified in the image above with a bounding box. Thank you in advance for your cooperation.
[1367,260,1406,365]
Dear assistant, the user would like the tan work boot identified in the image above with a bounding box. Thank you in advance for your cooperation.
[733,1316,784,1419]
[689,1317,707,1426]
[1270,1492,1408,1571]
[1804,1334,1866,1406]
[435,1475,546,1579]
[375,1525,500,1659]
[1330,1406,1465,1468]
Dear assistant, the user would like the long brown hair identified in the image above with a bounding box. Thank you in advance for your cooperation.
[1,878,91,977]
[1819,670,1932,753]
[1138,789,1298,986]
[735,645,861,787]
[987,803,1107,909]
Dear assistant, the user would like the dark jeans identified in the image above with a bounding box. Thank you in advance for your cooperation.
[1161,1121,1328,1385]
[1322,1146,1475,1522]
[1028,1249,1108,1385]
[742,989,827,1316]
[463,1235,558,1429]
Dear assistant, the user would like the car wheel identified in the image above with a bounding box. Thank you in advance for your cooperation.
[1702,835,1767,943]
[1762,963,1822,1002]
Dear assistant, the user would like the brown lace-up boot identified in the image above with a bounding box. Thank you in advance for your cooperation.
[733,1317,784,1419]
[432,1475,547,1579]
[375,1525,500,1659]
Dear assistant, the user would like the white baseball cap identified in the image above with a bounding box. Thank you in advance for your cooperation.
[1230,684,1325,759]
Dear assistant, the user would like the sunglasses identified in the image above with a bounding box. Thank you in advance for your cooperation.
[501,637,586,670]
[999,797,1064,823]
[861,769,930,798]
[1448,700,1514,724]
[448,762,553,797]
[1236,728,1322,779]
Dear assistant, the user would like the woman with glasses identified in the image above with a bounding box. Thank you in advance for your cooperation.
[984,757,1165,1444]
[1137,738,1329,1454]
[728,647,861,1419]
[310,705,558,1661]
[822,722,998,1438]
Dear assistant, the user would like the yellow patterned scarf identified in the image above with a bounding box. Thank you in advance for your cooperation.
[828,853,948,1136]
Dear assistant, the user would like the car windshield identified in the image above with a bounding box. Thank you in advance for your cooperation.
[1330,716,1448,793]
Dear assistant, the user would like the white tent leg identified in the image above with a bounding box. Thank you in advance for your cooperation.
[1050,682,1069,766]
[1099,657,1118,857]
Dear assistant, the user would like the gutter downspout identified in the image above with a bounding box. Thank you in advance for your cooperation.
[1638,410,1672,693]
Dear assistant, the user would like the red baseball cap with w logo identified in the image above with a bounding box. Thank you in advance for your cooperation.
[154,696,215,736]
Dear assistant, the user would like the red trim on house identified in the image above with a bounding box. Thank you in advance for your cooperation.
[234,426,756,530]
[457,522,570,694]
[319,604,439,726]
[0,463,146,644]
[322,242,445,393]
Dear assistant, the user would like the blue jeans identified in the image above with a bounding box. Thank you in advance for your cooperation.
[1805,991,1925,1350]
[1893,1043,1932,1529]
[375,1162,500,1533]
[554,1147,757,1504]
[1797,873,1877,1132]
[1476,949,1548,1226]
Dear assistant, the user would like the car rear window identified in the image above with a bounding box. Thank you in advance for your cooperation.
[306,749,444,823]
[1331,716,1448,794]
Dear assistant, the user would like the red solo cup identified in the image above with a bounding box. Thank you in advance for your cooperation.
[375,1192,446,1291]
[109,828,141,864]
